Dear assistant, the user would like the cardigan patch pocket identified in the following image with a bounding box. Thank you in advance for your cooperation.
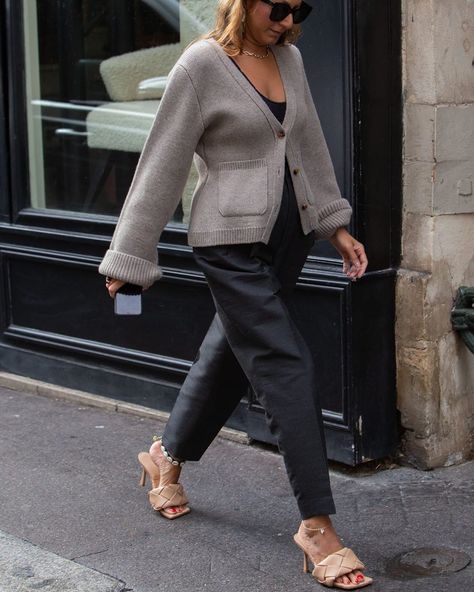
[218,159,268,217]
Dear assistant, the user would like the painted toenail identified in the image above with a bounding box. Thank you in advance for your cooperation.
[356,575,364,581]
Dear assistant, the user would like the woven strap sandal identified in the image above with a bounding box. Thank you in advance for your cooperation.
[294,532,373,589]
[137,451,191,520]
[148,484,190,520]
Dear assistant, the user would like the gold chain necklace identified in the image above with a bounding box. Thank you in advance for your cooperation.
[241,46,270,59]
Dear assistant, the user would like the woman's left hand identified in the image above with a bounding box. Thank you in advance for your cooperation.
[328,227,368,281]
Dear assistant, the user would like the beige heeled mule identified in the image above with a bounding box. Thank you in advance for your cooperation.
[137,451,191,520]
[293,527,373,589]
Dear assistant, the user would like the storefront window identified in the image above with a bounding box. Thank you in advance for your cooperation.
[22,0,217,222]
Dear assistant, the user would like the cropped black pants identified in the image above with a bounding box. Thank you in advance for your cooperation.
[162,162,336,518]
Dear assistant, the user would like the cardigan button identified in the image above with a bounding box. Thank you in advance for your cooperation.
[301,203,308,210]
[293,168,300,175]
[277,130,285,138]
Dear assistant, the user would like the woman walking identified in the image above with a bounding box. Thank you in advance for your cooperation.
[99,0,371,588]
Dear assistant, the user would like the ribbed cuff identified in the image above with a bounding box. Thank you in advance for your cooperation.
[315,199,352,240]
[98,249,162,289]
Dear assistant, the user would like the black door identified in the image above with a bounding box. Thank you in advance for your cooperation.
[246,1,402,464]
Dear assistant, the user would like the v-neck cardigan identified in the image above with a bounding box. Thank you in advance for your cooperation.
[98,38,352,289]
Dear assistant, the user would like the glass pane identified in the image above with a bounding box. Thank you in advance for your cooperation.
[22,0,217,224]
[297,0,352,259]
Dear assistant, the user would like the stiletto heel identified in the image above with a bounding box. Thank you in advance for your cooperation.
[137,450,191,520]
[137,452,160,488]
[139,466,147,487]
[303,550,309,573]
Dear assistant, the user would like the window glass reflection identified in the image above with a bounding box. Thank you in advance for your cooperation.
[23,0,217,222]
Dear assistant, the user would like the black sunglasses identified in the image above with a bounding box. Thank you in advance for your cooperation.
[260,0,313,24]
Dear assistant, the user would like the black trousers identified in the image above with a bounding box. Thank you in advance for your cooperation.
[162,162,336,518]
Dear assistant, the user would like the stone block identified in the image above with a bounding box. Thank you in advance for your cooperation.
[436,104,474,161]
[431,104,474,214]
[433,0,474,103]
[403,0,437,104]
[403,0,474,104]
[396,342,440,437]
[400,213,434,270]
[432,214,474,285]
[396,264,462,347]
[424,267,455,338]
[403,161,435,214]
[434,161,474,214]
[396,269,431,342]
[404,103,436,162]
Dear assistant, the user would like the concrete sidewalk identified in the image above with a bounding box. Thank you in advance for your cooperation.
[0,383,472,592]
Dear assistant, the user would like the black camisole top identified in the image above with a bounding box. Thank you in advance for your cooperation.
[229,58,304,252]
[229,58,286,123]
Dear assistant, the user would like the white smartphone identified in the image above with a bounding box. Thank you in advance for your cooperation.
[114,283,142,315]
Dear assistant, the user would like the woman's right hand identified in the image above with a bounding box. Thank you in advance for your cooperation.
[105,277,126,298]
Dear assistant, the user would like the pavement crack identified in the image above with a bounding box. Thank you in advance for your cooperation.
[70,547,109,560]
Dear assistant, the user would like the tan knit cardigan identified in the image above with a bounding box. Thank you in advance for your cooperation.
[98,38,352,288]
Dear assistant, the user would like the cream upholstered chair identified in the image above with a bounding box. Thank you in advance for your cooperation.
[86,0,217,222]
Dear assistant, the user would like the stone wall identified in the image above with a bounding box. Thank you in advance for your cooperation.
[397,0,474,468]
